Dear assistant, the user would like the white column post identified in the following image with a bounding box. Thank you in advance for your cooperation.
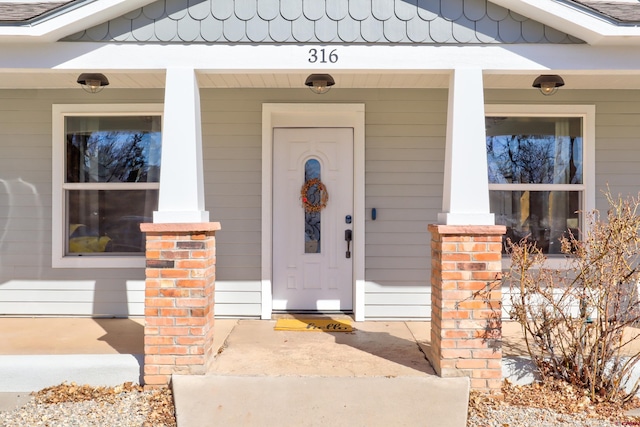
[438,68,494,226]
[154,68,209,223]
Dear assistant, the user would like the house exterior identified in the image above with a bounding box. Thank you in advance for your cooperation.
[2,0,640,326]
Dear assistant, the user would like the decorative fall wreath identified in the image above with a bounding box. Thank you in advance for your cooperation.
[300,178,328,213]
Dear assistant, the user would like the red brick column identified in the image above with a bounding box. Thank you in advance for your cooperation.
[427,225,506,391]
[140,222,220,388]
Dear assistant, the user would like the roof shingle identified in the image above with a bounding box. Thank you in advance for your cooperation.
[0,1,74,22]
[569,0,640,23]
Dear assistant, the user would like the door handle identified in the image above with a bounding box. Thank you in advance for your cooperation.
[345,229,352,259]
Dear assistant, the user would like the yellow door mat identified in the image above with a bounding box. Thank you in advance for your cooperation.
[274,318,353,332]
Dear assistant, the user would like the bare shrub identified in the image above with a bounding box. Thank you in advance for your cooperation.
[505,191,640,403]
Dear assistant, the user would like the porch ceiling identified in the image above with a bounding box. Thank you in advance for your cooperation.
[1,71,640,90]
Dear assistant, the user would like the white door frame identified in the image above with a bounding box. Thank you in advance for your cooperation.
[261,103,365,321]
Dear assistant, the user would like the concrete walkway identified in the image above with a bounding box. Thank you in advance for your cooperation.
[173,375,469,427]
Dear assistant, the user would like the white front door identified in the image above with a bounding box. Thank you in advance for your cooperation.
[272,128,354,311]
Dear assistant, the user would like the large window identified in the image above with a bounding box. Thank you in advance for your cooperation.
[53,104,163,268]
[485,105,595,255]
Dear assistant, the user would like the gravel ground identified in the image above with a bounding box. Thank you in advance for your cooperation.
[0,383,176,427]
[2,380,639,427]
[468,405,633,426]
[467,380,640,427]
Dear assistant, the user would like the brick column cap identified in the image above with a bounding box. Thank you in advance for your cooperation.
[428,224,506,236]
[141,222,221,233]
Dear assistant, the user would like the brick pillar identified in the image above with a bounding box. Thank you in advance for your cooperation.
[427,225,506,391]
[140,222,220,388]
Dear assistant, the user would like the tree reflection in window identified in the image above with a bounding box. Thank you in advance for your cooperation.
[304,159,321,254]
[486,116,583,254]
[486,134,582,185]
[64,115,161,255]
[66,116,161,184]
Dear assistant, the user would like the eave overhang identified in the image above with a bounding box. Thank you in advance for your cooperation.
[2,0,640,46]
[488,0,640,46]
[0,0,156,42]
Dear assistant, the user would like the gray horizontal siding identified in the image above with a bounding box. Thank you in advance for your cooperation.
[4,87,640,320]
[0,89,164,317]
[363,90,445,319]
[365,282,431,319]
[0,280,145,317]
[591,95,640,203]
[214,281,262,318]
[0,302,139,316]
[201,90,263,318]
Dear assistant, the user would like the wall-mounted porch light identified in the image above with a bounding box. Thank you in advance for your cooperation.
[305,74,335,94]
[77,73,109,93]
[532,74,564,96]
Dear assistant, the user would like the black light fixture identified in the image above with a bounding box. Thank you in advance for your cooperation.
[305,74,335,94]
[77,73,109,93]
[532,74,564,96]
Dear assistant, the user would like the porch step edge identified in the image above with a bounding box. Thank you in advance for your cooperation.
[0,354,143,392]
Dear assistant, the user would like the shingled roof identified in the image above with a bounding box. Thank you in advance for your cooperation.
[0,1,76,22]
[2,1,639,26]
[569,0,640,23]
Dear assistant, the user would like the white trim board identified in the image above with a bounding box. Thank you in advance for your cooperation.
[261,103,366,321]
[4,44,640,71]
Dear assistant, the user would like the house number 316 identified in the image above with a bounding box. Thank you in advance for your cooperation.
[308,48,338,64]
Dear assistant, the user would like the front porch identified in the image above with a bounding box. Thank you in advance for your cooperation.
[0,316,586,393]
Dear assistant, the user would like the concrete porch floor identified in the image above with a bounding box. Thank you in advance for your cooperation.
[2,317,640,393]
[0,317,540,357]
[0,316,532,397]
[0,317,535,357]
[3,316,640,361]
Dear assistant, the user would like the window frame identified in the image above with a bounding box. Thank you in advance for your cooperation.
[484,104,596,265]
[52,104,163,269]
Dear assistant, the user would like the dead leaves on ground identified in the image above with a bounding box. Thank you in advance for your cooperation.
[34,382,142,405]
[32,382,176,427]
[143,387,176,427]
[469,379,640,423]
